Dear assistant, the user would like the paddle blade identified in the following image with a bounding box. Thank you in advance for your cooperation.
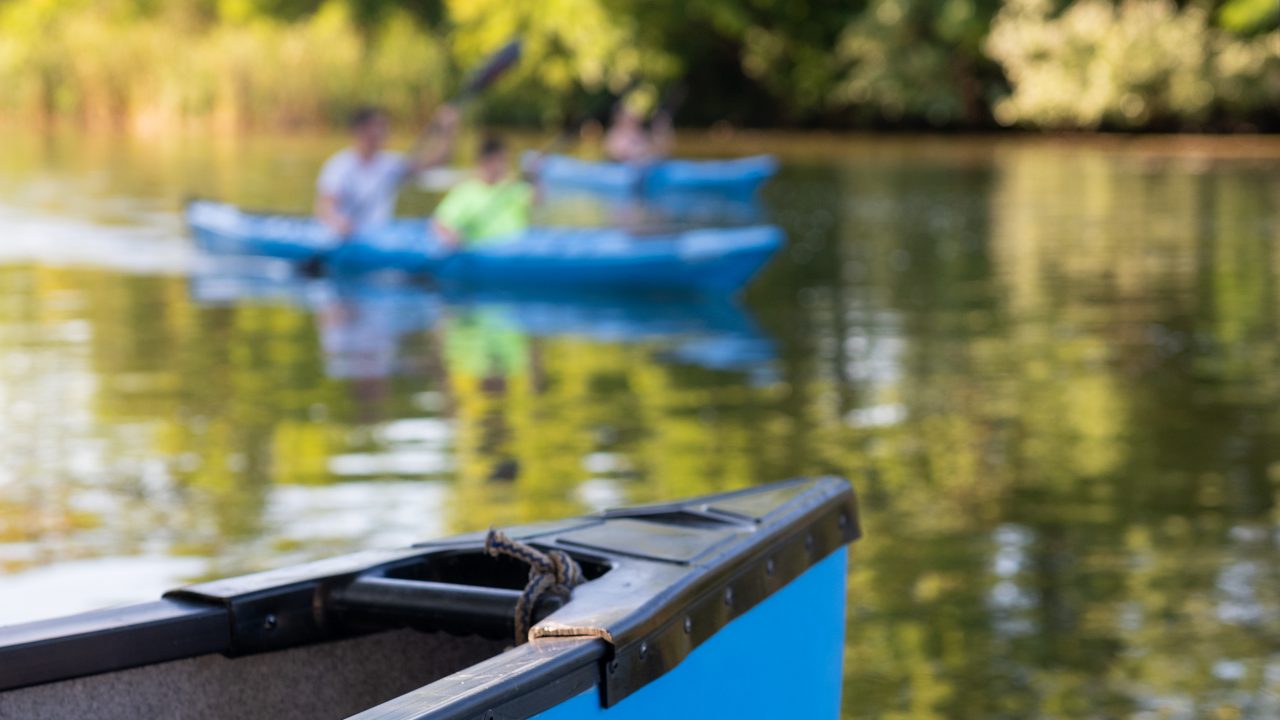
[458,39,522,100]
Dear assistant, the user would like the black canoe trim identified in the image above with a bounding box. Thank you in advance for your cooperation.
[0,599,229,691]
[165,546,435,656]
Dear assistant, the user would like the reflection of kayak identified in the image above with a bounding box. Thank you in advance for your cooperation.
[187,200,782,292]
[187,266,778,379]
[0,478,859,719]
[445,286,769,348]
[526,153,779,195]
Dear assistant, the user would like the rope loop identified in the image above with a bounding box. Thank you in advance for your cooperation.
[485,529,584,644]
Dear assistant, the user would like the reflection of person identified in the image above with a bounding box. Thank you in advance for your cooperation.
[316,104,459,237]
[432,135,534,248]
[317,297,400,381]
[316,296,399,424]
[442,309,529,380]
[604,107,673,164]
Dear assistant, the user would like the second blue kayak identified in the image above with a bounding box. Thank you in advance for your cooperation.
[187,200,782,292]
[526,153,779,195]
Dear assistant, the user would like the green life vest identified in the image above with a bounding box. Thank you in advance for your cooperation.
[434,178,533,245]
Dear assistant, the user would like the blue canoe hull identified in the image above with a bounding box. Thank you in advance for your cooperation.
[187,200,783,292]
[529,153,779,196]
[533,548,848,720]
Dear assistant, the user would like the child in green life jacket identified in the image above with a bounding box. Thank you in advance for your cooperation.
[432,135,535,248]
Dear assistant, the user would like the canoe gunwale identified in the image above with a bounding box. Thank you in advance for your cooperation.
[0,599,230,692]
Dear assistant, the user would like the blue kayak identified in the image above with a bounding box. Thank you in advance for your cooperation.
[187,200,782,292]
[526,153,779,195]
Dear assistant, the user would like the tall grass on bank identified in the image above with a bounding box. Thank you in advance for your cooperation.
[0,2,447,131]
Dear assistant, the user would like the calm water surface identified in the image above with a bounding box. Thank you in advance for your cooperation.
[1,131,1278,718]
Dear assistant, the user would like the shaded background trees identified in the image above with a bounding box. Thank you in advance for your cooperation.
[1,0,1278,131]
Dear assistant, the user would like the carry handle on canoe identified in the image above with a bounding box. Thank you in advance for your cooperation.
[327,564,572,639]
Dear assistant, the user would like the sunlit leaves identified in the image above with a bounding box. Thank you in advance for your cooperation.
[985,0,1278,129]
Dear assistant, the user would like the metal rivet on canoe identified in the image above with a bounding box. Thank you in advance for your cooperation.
[765,558,776,576]
[805,533,815,551]
[838,512,848,529]
[723,587,733,606]
[262,614,277,631]
[639,642,648,659]
[683,617,692,634]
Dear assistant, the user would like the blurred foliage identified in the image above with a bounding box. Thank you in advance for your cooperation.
[834,0,1003,127]
[1,0,1279,130]
[444,0,677,126]
[986,0,1280,129]
[1218,0,1279,35]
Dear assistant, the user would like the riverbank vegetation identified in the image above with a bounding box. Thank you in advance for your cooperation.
[1,0,1277,132]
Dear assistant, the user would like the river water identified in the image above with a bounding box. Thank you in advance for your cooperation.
[0,130,1278,718]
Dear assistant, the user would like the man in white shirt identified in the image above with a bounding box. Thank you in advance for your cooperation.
[316,104,459,236]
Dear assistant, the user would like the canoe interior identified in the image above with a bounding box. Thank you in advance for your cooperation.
[0,629,505,720]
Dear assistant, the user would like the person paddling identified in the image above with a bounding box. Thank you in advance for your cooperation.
[317,104,460,237]
[432,135,535,248]
[603,106,673,164]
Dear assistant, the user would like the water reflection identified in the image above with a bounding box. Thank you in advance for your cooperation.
[187,259,781,502]
[1,134,1280,717]
[823,141,1280,719]
[188,261,778,381]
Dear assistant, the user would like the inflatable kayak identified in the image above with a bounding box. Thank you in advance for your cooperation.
[186,200,782,292]
[524,153,779,195]
[0,478,859,719]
